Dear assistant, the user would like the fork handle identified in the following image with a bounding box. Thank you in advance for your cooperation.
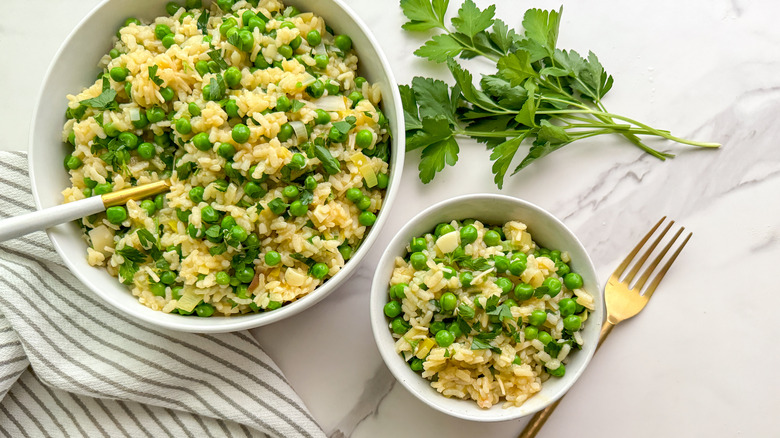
[517,321,616,438]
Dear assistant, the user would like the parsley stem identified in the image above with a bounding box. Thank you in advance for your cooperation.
[539,109,721,148]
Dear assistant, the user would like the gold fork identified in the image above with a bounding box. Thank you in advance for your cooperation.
[518,216,692,438]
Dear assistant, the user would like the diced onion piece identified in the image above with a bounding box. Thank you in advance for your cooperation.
[129,108,141,122]
[351,152,377,187]
[311,95,347,112]
[88,225,115,256]
[416,337,436,359]
[289,121,307,142]
[436,231,460,254]
[300,73,316,88]
[285,268,306,286]
[176,291,201,312]
[313,41,327,56]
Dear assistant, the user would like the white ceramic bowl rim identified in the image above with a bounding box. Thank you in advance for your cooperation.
[28,0,405,333]
[369,194,603,422]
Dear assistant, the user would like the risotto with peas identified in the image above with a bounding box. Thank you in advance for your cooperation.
[385,220,594,408]
[60,0,390,317]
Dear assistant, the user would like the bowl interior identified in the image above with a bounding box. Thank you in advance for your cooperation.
[370,194,603,421]
[29,0,403,332]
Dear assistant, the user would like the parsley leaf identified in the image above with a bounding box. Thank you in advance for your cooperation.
[486,304,514,323]
[148,65,164,86]
[80,88,117,110]
[207,50,228,70]
[400,0,448,31]
[117,246,147,264]
[458,257,491,271]
[451,0,495,38]
[137,229,156,250]
[412,76,458,126]
[290,99,306,112]
[418,134,459,183]
[197,10,210,34]
[414,34,463,63]
[314,144,341,175]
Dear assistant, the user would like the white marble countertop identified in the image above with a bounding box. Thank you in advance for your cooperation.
[3,0,779,436]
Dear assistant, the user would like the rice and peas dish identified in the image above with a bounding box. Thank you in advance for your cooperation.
[61,0,390,317]
[385,220,594,409]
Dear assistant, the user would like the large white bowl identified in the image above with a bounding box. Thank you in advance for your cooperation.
[29,0,404,333]
[369,194,603,421]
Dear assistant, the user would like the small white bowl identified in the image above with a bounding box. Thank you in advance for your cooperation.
[28,0,404,333]
[369,194,603,421]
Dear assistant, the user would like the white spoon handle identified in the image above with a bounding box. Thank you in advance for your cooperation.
[0,196,105,242]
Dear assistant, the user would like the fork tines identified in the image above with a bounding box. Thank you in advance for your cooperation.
[614,216,692,297]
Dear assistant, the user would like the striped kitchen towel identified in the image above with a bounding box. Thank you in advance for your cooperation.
[0,151,325,438]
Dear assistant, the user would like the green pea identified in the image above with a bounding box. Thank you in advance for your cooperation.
[304,175,317,191]
[314,54,329,69]
[563,314,582,331]
[346,188,362,203]
[150,283,166,297]
[459,271,473,288]
[215,271,231,285]
[242,181,265,199]
[160,86,175,102]
[247,15,265,32]
[354,76,367,89]
[389,283,407,300]
[275,95,291,112]
[195,60,209,76]
[564,272,584,290]
[354,129,373,148]
[189,132,211,151]
[547,363,565,377]
[216,0,235,12]
[555,261,571,276]
[83,178,97,189]
[384,301,402,318]
[459,225,478,245]
[447,321,463,338]
[306,29,321,46]
[268,198,287,215]
[504,298,518,308]
[160,270,177,285]
[328,125,347,143]
[154,195,165,213]
[392,317,410,335]
[542,277,562,297]
[146,106,165,123]
[537,331,553,345]
[162,34,176,49]
[347,91,362,106]
[201,206,220,224]
[376,173,389,189]
[435,329,454,348]
[495,277,513,295]
[94,182,113,195]
[154,24,172,40]
[358,211,376,227]
[277,123,294,142]
[220,216,236,231]
[289,153,306,169]
[410,252,427,270]
[410,358,424,372]
[334,34,352,51]
[277,44,293,59]
[307,80,325,98]
[289,35,302,51]
[288,200,307,217]
[509,259,527,276]
[232,124,250,143]
[231,225,248,243]
[185,0,202,8]
[356,196,371,211]
[410,237,427,252]
[103,122,120,137]
[429,320,445,335]
[457,303,475,319]
[140,199,156,216]
[189,186,204,203]
[254,54,270,69]
[558,298,577,317]
[493,256,509,273]
[175,118,192,135]
[483,230,501,247]
[225,66,241,88]
[513,283,534,301]
[265,250,282,266]
[279,186,297,200]
[109,67,129,82]
[106,206,127,224]
[195,302,215,317]
[109,48,121,59]
[524,326,538,340]
[64,155,83,170]
[165,2,180,15]
[310,262,328,279]
[529,309,547,327]
[210,143,234,162]
[131,110,148,129]
[439,292,457,312]
[338,244,352,260]
[234,266,253,284]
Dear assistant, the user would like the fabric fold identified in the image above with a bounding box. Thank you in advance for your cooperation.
[0,152,325,438]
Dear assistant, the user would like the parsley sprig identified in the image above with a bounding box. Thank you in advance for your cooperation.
[400,0,720,187]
